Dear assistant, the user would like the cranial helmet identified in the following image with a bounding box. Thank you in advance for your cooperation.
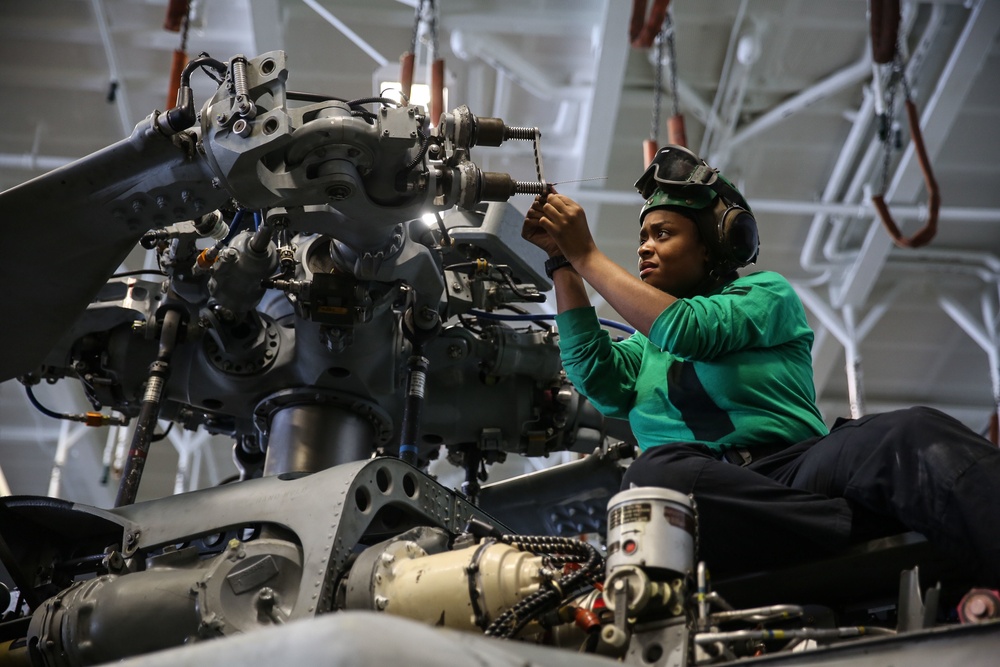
[636,145,759,274]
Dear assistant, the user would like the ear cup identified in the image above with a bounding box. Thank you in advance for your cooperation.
[718,205,759,268]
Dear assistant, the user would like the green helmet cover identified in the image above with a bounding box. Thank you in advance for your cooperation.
[639,187,715,223]
[639,173,751,224]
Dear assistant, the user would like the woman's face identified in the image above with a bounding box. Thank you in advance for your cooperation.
[637,208,711,298]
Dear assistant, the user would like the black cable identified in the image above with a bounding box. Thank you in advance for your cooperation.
[23,384,69,420]
[346,96,400,109]
[402,130,434,174]
[149,421,174,443]
[180,55,227,88]
[287,91,350,104]
[484,534,604,639]
[495,266,545,303]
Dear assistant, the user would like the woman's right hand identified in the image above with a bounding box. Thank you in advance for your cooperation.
[522,194,562,257]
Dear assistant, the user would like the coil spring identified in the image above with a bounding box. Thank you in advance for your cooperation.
[513,180,547,195]
[504,126,536,141]
[232,57,249,97]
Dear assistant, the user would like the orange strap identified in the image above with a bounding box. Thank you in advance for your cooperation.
[163,0,189,32]
[873,99,940,248]
[166,49,187,110]
[869,0,901,65]
[399,51,415,103]
[643,139,658,167]
[667,114,687,148]
[630,0,671,48]
[430,57,445,126]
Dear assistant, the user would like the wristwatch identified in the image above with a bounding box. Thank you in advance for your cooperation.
[544,254,572,279]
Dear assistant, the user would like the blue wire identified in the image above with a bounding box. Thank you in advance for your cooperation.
[222,209,246,245]
[253,210,262,230]
[467,309,636,335]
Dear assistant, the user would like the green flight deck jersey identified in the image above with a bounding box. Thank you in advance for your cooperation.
[556,271,828,453]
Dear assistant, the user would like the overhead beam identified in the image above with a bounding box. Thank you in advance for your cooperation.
[574,1,631,198]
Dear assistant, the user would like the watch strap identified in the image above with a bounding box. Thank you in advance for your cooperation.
[544,254,572,279]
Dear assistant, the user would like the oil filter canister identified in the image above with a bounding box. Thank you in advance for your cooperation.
[605,487,695,576]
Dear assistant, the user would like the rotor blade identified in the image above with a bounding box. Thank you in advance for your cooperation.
[0,118,223,382]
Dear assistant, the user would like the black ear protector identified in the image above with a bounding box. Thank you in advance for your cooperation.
[708,198,759,274]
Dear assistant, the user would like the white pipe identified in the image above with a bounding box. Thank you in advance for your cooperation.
[731,56,872,149]
[939,295,994,355]
[0,465,11,496]
[939,292,1000,420]
[793,285,850,345]
[842,306,865,418]
[700,0,749,157]
[301,0,388,67]
[89,0,131,136]
[980,291,1000,426]
[798,87,877,273]
[48,420,90,498]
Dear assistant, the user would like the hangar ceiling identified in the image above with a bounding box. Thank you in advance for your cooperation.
[1,0,998,506]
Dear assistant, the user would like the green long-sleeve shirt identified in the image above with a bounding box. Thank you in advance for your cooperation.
[556,271,828,453]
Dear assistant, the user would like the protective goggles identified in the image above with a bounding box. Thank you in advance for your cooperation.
[634,144,749,212]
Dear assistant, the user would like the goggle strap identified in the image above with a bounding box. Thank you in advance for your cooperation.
[688,164,718,186]
[709,178,751,213]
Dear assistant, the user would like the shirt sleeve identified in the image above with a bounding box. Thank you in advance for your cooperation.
[649,272,809,361]
[556,307,645,418]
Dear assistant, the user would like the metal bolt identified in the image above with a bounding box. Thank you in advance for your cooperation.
[380,553,395,566]
[374,595,389,610]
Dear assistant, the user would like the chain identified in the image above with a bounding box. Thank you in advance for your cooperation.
[533,128,546,187]
[180,7,190,53]
[651,27,664,143]
[428,0,439,60]
[666,11,680,119]
[879,62,898,196]
[409,0,424,54]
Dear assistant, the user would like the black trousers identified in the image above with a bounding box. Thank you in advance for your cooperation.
[621,406,1000,584]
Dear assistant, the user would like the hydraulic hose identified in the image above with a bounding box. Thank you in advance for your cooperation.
[114,308,183,507]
